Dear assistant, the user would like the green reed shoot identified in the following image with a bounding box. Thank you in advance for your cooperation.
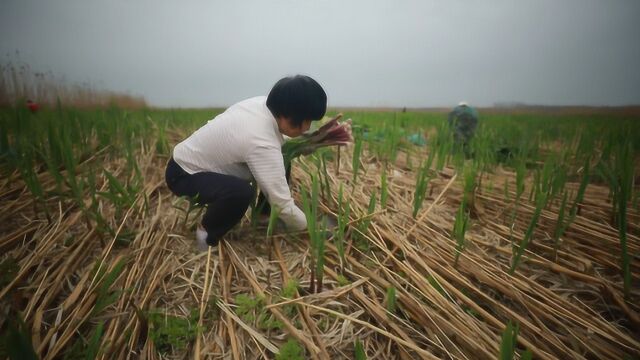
[435,121,453,171]
[384,122,401,163]
[510,189,548,274]
[320,151,331,202]
[364,190,377,230]
[508,158,527,246]
[427,275,446,296]
[44,121,64,191]
[595,139,633,297]
[534,157,555,204]
[412,162,430,219]
[58,122,90,217]
[380,167,388,208]
[499,320,519,360]
[386,286,397,314]
[15,146,44,202]
[170,193,203,228]
[553,157,589,246]
[2,313,38,360]
[155,118,169,155]
[266,205,280,238]
[302,173,325,293]
[315,216,327,293]
[354,339,367,360]
[462,164,477,210]
[550,156,568,202]
[405,150,413,170]
[435,139,448,171]
[452,203,469,266]
[86,168,113,237]
[91,257,128,316]
[98,170,137,216]
[597,161,617,223]
[552,191,569,259]
[616,141,633,299]
[352,136,363,183]
[353,190,376,253]
[424,144,435,172]
[0,116,8,156]
[451,143,466,170]
[85,322,105,359]
[336,183,351,270]
[266,205,280,271]
[569,157,590,219]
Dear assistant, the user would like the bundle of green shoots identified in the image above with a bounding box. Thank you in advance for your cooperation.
[281,114,353,167]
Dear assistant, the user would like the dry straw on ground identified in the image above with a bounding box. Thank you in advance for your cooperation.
[0,129,638,359]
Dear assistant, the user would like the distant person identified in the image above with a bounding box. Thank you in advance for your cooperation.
[165,75,327,251]
[448,101,479,154]
[26,99,39,113]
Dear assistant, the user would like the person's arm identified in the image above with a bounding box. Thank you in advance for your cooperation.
[246,145,307,231]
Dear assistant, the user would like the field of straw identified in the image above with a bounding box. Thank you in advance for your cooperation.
[0,108,639,359]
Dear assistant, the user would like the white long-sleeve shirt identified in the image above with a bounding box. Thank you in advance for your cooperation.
[172,96,307,231]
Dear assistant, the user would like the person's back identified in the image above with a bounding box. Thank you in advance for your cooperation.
[173,96,279,178]
[448,102,479,146]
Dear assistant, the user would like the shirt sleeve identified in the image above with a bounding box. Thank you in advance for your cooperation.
[246,144,307,231]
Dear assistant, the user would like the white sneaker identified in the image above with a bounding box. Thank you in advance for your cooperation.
[196,226,209,252]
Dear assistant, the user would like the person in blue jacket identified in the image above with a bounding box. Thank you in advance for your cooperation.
[448,102,479,156]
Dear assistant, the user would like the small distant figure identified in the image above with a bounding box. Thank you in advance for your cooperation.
[447,101,479,155]
[26,99,39,113]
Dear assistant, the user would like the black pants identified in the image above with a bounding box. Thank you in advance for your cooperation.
[164,158,290,245]
[165,158,254,246]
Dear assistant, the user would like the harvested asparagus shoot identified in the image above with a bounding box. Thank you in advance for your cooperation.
[282,113,353,168]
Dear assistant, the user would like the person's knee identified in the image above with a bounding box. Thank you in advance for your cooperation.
[227,181,254,209]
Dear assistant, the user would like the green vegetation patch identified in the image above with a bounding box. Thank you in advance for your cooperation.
[234,293,283,330]
[148,308,200,354]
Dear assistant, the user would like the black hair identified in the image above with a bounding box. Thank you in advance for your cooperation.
[266,75,327,128]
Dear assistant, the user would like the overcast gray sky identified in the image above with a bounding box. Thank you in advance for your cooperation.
[1,0,639,108]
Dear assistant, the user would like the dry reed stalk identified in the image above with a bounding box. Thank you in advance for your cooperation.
[225,242,323,357]
[420,233,629,358]
[312,236,478,360]
[217,300,279,353]
[323,266,437,360]
[195,246,212,359]
[420,221,640,356]
[300,302,439,359]
[266,278,368,310]
[218,241,241,360]
[2,120,639,359]
[358,229,528,356]
[272,237,330,358]
[324,150,636,356]
[0,209,80,300]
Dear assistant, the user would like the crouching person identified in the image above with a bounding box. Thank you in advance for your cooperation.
[447,102,479,157]
[165,75,327,251]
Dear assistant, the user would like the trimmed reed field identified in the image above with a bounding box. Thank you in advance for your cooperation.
[1,107,638,359]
